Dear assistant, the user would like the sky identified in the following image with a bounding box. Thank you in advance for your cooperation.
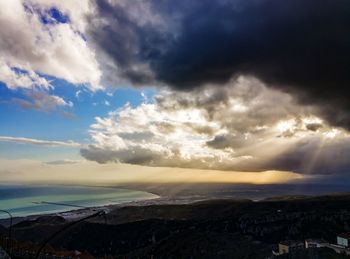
[0,0,350,185]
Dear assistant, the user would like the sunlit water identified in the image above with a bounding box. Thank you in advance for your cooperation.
[0,185,158,219]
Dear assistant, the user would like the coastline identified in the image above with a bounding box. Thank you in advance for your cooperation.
[0,193,215,227]
[2,182,349,227]
[0,185,162,227]
[0,189,230,227]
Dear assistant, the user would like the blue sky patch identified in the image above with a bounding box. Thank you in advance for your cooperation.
[39,7,70,25]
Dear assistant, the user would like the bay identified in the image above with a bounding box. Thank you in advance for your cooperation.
[0,185,158,219]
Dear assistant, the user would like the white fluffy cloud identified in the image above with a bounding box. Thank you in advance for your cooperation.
[81,76,350,174]
[0,59,51,90]
[0,0,101,90]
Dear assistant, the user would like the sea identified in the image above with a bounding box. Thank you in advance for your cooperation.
[0,185,158,219]
[1,183,349,220]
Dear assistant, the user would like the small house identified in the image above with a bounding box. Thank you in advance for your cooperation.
[278,240,304,255]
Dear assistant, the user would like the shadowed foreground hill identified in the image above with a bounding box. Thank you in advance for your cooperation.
[8,194,350,258]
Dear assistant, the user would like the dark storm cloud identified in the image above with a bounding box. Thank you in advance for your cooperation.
[205,136,350,175]
[80,145,164,165]
[206,134,254,150]
[90,0,350,129]
[305,123,323,132]
[262,138,350,175]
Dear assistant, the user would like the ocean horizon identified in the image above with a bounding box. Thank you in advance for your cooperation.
[0,185,158,219]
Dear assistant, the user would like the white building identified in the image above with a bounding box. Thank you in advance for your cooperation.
[337,234,350,248]
[305,239,327,249]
